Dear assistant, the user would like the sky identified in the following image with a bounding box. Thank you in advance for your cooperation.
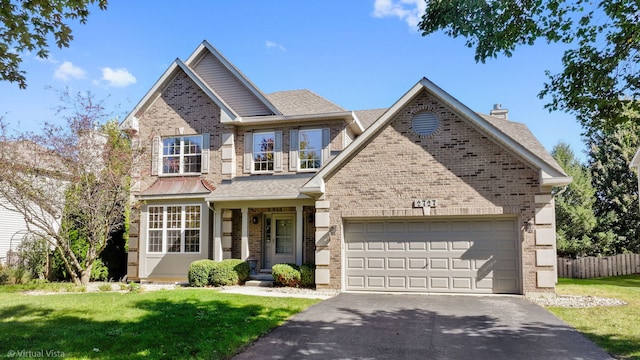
[0,0,587,161]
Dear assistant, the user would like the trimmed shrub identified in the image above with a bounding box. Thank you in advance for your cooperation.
[188,259,216,287]
[222,259,250,283]
[272,263,300,287]
[300,263,315,288]
[209,261,238,286]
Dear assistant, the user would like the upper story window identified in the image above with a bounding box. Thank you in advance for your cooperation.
[244,131,283,174]
[163,136,202,174]
[151,133,210,176]
[290,128,330,172]
[253,132,275,172]
[298,129,322,170]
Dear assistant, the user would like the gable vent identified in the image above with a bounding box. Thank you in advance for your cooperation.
[412,111,439,136]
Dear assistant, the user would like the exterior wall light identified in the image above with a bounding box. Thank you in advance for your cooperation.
[329,225,337,236]
[252,216,259,224]
[524,220,535,233]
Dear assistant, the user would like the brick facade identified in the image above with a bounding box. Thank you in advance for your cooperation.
[322,90,549,294]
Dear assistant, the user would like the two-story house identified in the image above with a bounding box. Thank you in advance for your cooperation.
[123,40,571,296]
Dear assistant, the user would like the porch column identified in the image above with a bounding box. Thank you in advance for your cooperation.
[296,205,303,265]
[213,209,223,261]
[241,207,249,260]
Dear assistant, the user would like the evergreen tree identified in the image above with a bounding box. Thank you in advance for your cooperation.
[552,142,598,257]
[588,122,640,254]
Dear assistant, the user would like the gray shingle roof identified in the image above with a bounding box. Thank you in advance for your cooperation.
[207,174,313,201]
[478,113,566,175]
[265,90,345,116]
[354,108,387,129]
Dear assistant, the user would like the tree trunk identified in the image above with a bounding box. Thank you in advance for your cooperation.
[80,262,93,286]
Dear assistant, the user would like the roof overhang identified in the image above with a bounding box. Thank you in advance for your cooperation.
[122,58,238,131]
[227,111,357,126]
[301,77,571,196]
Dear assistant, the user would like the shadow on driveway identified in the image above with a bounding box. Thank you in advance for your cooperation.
[233,293,613,360]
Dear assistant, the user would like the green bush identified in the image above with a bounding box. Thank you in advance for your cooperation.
[272,263,301,287]
[0,264,9,285]
[188,260,216,287]
[209,261,239,286]
[300,263,315,288]
[189,259,252,287]
[91,259,109,281]
[222,259,250,283]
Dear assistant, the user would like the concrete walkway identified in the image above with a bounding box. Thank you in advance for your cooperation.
[233,293,613,360]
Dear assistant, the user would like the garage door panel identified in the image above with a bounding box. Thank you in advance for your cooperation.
[367,277,385,288]
[409,258,427,269]
[430,241,448,250]
[429,258,449,270]
[387,258,406,269]
[388,277,406,288]
[367,258,385,269]
[409,277,428,289]
[387,241,405,251]
[344,218,520,294]
[347,257,365,269]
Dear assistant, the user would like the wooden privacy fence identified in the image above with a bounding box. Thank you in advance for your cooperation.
[557,254,640,279]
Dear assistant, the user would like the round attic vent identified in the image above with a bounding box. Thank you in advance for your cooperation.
[412,111,439,136]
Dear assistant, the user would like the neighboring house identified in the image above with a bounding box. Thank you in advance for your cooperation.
[0,141,63,265]
[122,40,571,296]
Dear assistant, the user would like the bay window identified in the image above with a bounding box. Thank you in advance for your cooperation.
[147,205,201,253]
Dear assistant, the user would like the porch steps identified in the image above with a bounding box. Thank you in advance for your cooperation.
[245,273,274,287]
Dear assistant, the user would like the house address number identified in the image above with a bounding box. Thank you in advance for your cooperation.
[413,199,438,208]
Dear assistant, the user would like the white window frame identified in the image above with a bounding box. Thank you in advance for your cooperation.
[161,135,203,175]
[297,128,323,171]
[146,204,202,254]
[252,131,275,173]
[289,128,330,172]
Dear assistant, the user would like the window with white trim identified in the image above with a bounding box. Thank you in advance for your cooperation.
[162,135,203,174]
[289,128,330,172]
[253,132,275,172]
[298,129,322,170]
[147,205,201,253]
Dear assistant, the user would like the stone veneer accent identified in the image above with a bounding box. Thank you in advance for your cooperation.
[321,89,550,294]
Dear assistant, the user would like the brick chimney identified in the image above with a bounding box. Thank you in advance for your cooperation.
[490,103,508,120]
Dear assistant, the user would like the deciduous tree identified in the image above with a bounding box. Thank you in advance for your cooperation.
[419,0,640,132]
[0,0,108,88]
[0,90,134,285]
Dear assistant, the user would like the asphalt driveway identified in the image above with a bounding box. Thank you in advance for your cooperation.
[233,293,613,360]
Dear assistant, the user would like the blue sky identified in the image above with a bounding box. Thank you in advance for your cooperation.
[0,0,587,161]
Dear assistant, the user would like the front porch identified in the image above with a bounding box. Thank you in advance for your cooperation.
[210,205,316,271]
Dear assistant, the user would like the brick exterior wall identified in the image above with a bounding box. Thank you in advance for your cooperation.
[135,71,228,192]
[322,89,547,294]
[235,122,346,176]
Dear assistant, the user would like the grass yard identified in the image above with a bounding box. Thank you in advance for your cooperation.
[548,275,640,360]
[0,284,320,359]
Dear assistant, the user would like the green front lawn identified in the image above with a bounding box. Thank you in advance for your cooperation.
[547,275,640,360]
[0,285,320,359]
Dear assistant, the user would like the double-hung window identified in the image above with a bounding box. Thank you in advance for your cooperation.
[253,132,275,172]
[298,129,323,170]
[290,128,330,172]
[244,131,283,174]
[147,205,201,254]
[162,135,203,174]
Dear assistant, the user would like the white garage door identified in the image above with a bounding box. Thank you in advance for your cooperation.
[344,218,520,294]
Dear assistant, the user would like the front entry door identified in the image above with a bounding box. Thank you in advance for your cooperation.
[271,214,295,265]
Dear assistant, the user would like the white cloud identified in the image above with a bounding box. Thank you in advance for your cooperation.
[372,0,426,29]
[265,40,286,52]
[54,61,87,81]
[101,67,137,87]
